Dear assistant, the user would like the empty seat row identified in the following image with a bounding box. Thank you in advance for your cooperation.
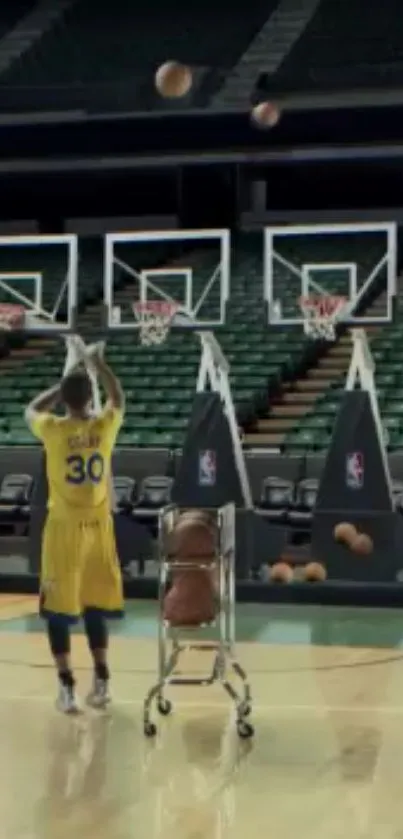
[259,475,403,526]
[0,470,347,530]
[0,472,173,517]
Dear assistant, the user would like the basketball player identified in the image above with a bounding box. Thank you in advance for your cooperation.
[25,344,125,713]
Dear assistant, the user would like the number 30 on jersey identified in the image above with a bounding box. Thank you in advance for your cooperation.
[65,453,104,485]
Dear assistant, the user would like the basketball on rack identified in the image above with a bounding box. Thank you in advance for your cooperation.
[163,572,217,627]
[155,61,193,98]
[168,510,217,559]
[164,510,218,627]
[251,101,280,129]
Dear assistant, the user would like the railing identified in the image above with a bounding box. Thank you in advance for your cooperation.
[0,78,152,113]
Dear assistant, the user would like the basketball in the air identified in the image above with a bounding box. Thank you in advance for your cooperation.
[352,532,373,556]
[251,101,280,129]
[333,521,358,548]
[155,61,192,98]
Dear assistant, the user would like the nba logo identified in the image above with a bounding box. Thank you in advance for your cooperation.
[198,450,216,486]
[346,452,364,489]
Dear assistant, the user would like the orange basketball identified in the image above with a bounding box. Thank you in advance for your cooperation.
[163,572,216,627]
[269,562,294,583]
[251,101,280,129]
[352,533,373,556]
[155,61,192,98]
[169,510,216,560]
[164,510,218,626]
[333,522,358,548]
[303,562,327,582]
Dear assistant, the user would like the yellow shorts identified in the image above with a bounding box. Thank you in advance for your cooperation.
[40,513,124,622]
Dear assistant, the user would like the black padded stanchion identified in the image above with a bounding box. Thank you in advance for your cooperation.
[172,391,286,575]
[312,390,399,582]
[316,390,392,513]
[237,511,287,579]
[172,391,245,508]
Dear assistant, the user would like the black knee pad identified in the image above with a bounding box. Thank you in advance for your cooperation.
[84,609,108,651]
[47,618,70,657]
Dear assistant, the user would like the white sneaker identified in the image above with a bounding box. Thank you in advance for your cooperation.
[56,681,79,714]
[86,677,111,709]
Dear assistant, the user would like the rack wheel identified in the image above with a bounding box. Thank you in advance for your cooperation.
[144,722,157,737]
[157,698,172,716]
[237,720,254,739]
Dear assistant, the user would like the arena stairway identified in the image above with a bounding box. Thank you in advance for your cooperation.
[244,333,351,449]
[0,3,34,41]
[249,307,403,454]
[243,233,393,449]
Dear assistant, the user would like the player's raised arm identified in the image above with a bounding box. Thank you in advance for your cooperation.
[91,352,125,412]
[24,383,61,424]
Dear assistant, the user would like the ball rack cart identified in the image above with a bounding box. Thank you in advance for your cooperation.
[143,502,254,739]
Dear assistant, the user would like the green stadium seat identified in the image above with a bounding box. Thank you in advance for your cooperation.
[0,230,396,455]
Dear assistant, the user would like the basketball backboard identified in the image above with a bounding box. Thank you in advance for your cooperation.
[264,222,397,327]
[0,234,77,333]
[104,229,230,332]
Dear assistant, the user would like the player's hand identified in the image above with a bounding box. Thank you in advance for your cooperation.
[66,334,87,361]
[64,335,87,375]
[65,336,105,372]
[85,341,105,367]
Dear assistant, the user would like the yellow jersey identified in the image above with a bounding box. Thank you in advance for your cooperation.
[28,404,123,518]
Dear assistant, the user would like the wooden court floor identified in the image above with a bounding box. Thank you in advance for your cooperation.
[1,597,403,838]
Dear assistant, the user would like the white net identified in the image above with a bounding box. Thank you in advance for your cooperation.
[133,302,177,346]
[0,304,25,330]
[299,295,347,341]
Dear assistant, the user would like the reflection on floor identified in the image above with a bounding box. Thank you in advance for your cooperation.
[1,596,403,838]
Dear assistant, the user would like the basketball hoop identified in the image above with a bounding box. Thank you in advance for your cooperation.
[0,304,25,331]
[298,295,347,341]
[132,301,177,346]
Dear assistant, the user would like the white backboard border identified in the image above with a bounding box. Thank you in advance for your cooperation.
[264,222,397,327]
[104,228,231,331]
[0,234,78,334]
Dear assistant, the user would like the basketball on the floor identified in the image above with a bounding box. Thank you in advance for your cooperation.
[269,562,294,583]
[303,562,327,583]
[333,521,358,548]
[155,61,192,98]
[251,101,280,129]
[352,532,373,556]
